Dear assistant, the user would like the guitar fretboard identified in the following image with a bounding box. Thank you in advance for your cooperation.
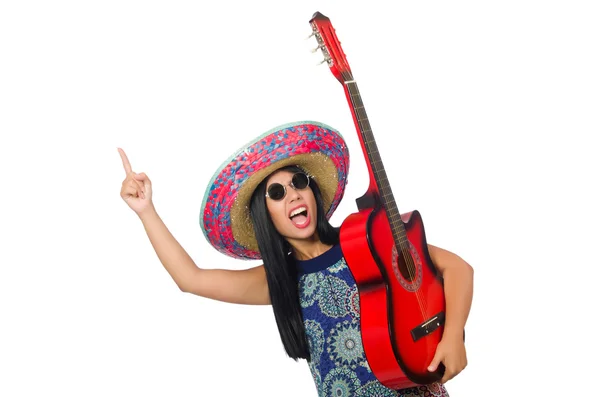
[345,80,408,248]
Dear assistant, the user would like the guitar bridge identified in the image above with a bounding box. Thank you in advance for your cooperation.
[411,312,445,342]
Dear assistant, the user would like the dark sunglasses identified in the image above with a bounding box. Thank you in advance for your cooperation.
[265,172,311,201]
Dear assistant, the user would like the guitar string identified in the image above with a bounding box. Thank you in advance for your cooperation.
[342,71,429,322]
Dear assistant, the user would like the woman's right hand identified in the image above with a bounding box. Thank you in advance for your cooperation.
[117,147,269,305]
[118,147,154,216]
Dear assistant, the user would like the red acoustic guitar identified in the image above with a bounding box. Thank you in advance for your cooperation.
[309,12,449,389]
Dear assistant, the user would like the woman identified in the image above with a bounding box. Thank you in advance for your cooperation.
[118,121,473,397]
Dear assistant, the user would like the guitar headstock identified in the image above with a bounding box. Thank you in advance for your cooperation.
[309,11,353,84]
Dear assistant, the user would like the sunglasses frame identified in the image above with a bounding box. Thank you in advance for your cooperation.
[265,172,311,201]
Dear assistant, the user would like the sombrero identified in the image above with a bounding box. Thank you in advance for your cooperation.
[200,120,350,260]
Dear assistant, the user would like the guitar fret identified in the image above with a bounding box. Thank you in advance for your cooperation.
[374,169,387,179]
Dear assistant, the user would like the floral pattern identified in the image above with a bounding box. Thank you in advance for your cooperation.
[305,319,325,367]
[327,320,365,369]
[317,275,350,318]
[322,367,361,397]
[300,273,325,308]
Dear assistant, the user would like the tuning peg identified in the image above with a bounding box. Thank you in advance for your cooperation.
[311,45,322,53]
[317,58,329,66]
[306,31,316,40]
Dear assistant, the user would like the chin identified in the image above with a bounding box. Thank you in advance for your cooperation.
[285,224,317,241]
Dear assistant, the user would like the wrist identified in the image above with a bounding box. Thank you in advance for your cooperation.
[138,204,158,222]
[442,325,465,341]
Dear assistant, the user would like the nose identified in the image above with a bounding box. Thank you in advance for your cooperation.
[287,185,302,202]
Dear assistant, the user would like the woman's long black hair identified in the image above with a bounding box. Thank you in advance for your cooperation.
[249,165,339,361]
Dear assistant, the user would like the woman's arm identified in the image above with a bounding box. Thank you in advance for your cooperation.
[139,206,270,305]
[427,244,474,383]
[428,244,474,337]
[118,148,269,306]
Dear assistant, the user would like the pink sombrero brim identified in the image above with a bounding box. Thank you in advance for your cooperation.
[200,120,350,260]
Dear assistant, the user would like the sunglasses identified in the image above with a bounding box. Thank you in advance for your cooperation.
[265,172,311,201]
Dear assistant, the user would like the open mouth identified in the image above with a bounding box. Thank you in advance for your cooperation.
[289,206,309,226]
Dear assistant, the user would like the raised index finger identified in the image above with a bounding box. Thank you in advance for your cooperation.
[117,147,133,175]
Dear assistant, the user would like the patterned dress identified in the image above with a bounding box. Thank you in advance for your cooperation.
[296,244,449,397]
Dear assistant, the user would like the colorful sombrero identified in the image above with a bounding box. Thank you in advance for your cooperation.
[200,120,350,260]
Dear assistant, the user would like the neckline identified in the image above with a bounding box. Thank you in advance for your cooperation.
[295,244,343,274]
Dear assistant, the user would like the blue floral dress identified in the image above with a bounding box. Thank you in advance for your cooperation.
[296,244,449,397]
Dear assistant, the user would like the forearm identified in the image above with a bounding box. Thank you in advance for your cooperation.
[138,205,198,290]
[442,261,473,339]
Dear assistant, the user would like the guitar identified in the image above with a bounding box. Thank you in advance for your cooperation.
[309,12,448,389]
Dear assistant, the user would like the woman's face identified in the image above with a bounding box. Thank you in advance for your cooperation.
[265,169,318,242]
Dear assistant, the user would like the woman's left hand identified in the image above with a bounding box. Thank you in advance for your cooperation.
[427,334,467,384]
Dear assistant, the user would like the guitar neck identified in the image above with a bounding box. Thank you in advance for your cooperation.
[343,80,408,246]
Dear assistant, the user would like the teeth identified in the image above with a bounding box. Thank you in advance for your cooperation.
[289,207,307,217]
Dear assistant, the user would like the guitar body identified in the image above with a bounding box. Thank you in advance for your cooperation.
[309,11,461,389]
[340,208,445,389]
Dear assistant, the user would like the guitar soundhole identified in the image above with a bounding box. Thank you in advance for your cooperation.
[391,242,423,292]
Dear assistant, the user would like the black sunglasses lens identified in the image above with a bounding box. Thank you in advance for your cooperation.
[292,173,309,189]
[267,183,285,200]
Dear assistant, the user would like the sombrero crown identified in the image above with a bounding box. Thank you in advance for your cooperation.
[200,120,350,260]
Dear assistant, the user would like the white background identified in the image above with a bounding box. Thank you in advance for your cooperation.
[1,1,599,396]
